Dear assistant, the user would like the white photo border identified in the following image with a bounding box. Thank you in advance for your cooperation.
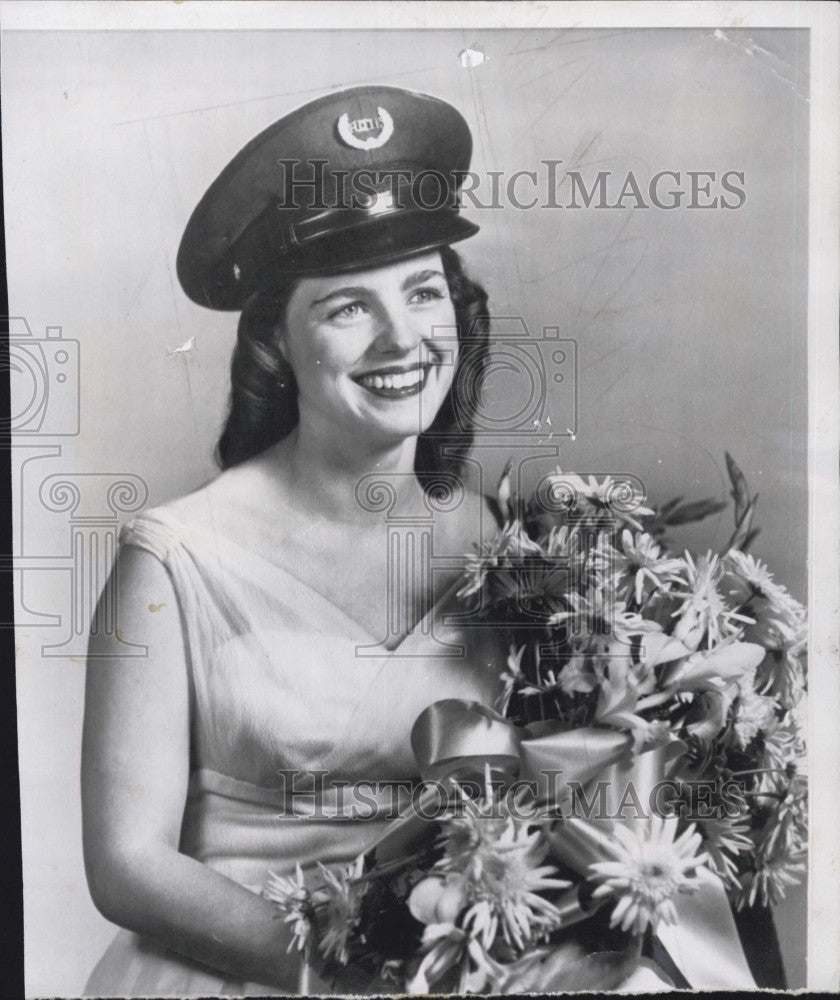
[3,0,837,992]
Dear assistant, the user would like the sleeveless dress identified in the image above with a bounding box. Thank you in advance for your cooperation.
[84,505,503,996]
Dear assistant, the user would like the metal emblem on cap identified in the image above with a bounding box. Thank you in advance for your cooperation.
[337,107,394,150]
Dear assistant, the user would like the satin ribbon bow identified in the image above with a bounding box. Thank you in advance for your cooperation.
[363,698,756,989]
[410,697,643,798]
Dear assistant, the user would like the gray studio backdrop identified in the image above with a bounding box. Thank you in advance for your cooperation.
[3,28,807,994]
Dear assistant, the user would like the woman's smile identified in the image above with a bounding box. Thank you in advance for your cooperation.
[351,361,434,398]
[282,251,457,439]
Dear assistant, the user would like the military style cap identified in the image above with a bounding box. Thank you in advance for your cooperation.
[176,85,479,310]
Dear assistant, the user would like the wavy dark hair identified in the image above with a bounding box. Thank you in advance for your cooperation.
[216,246,490,489]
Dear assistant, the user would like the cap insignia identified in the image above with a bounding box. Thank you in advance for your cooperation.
[337,107,394,150]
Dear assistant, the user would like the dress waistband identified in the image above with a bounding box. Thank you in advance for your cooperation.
[189,767,413,821]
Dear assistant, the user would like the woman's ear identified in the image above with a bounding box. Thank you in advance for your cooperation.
[274,323,289,363]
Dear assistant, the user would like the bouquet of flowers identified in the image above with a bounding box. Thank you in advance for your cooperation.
[264,454,807,992]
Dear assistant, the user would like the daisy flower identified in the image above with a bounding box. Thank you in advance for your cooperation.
[747,603,807,644]
[553,589,660,649]
[615,530,687,606]
[671,551,755,649]
[698,815,754,887]
[264,863,313,954]
[764,581,807,633]
[315,860,365,965]
[721,550,785,605]
[734,723,807,892]
[759,774,808,857]
[489,554,571,621]
[750,616,808,710]
[733,837,807,909]
[458,521,545,599]
[756,711,807,795]
[543,470,654,532]
[434,781,570,950]
[722,551,807,638]
[589,816,709,935]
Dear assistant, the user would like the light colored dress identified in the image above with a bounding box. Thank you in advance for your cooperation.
[84,504,502,997]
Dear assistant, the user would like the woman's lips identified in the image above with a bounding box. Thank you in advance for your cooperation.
[351,363,434,399]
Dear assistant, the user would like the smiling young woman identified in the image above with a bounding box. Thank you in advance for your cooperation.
[217,245,489,481]
[81,86,502,996]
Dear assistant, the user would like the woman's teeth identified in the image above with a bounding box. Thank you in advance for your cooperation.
[358,367,427,391]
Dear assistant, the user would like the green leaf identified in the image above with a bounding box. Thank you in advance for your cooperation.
[726,494,758,553]
[657,496,685,517]
[663,497,729,525]
[496,458,514,522]
[742,526,762,553]
[725,451,751,523]
[484,494,506,531]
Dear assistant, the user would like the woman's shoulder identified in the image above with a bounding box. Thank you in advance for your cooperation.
[117,476,228,560]
[122,450,292,559]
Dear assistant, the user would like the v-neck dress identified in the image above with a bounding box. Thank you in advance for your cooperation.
[84,505,503,996]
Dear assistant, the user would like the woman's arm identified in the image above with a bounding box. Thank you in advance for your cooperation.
[81,546,299,991]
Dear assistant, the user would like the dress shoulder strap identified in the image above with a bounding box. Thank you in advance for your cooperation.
[117,504,248,653]
[119,509,180,564]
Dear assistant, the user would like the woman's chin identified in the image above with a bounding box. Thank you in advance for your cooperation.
[350,387,451,441]
[339,408,438,449]
[356,415,436,447]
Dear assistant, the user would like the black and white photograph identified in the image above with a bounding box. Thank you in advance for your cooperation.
[4,1,838,995]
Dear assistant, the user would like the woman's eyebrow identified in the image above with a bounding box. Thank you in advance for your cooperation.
[310,285,369,307]
[401,269,445,290]
[310,270,445,308]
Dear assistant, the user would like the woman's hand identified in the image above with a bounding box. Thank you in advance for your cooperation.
[81,546,299,992]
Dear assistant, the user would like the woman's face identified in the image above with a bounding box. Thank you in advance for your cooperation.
[280,251,458,445]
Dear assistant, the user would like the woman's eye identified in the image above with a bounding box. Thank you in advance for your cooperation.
[329,301,367,321]
[409,287,446,305]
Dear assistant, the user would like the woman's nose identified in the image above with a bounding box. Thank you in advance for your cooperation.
[374,308,420,355]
